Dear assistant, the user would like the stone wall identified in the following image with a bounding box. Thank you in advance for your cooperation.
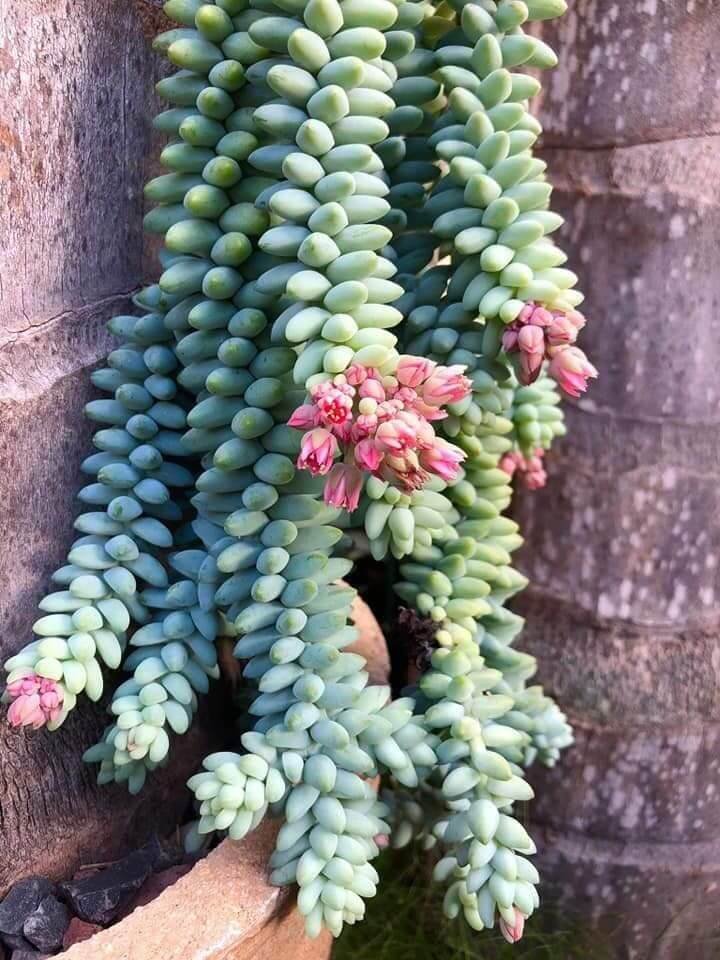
[516,3,720,957]
[0,0,213,890]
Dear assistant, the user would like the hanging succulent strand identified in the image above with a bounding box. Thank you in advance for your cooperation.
[375,0,582,938]
[3,0,592,945]
[3,293,198,731]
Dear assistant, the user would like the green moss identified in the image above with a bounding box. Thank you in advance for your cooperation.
[333,848,615,960]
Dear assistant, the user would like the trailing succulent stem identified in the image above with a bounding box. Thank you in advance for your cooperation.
[4,298,198,730]
[5,0,594,944]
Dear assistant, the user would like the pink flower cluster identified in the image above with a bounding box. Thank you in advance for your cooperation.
[502,303,597,398]
[500,448,548,490]
[6,673,64,729]
[289,358,472,511]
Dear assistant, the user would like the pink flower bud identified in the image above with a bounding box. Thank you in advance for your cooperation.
[376,398,403,419]
[524,466,547,490]
[503,303,564,384]
[501,449,548,490]
[375,418,416,455]
[396,355,436,388]
[316,386,354,428]
[345,364,370,386]
[311,379,354,400]
[393,386,417,406]
[358,378,386,402]
[8,694,40,728]
[421,364,472,406]
[516,324,546,384]
[419,439,466,483]
[6,678,30,699]
[288,404,320,430]
[499,452,522,478]
[548,345,598,398]
[351,413,378,442]
[502,325,520,353]
[354,439,383,472]
[323,463,364,511]
[40,690,60,710]
[567,309,586,334]
[409,398,448,422]
[397,410,435,448]
[383,451,429,492]
[521,303,553,327]
[297,428,339,476]
[499,909,526,944]
[546,310,584,348]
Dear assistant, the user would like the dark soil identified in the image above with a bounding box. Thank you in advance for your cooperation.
[0,833,204,959]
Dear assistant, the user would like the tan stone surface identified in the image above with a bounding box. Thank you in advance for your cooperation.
[58,824,331,960]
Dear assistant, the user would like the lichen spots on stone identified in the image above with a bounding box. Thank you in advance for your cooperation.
[669,213,686,238]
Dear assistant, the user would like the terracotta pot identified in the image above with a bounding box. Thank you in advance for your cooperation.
[57,594,389,960]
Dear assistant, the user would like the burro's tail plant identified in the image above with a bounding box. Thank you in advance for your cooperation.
[4,0,596,944]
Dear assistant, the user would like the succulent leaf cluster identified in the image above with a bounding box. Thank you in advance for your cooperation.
[4,0,590,943]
